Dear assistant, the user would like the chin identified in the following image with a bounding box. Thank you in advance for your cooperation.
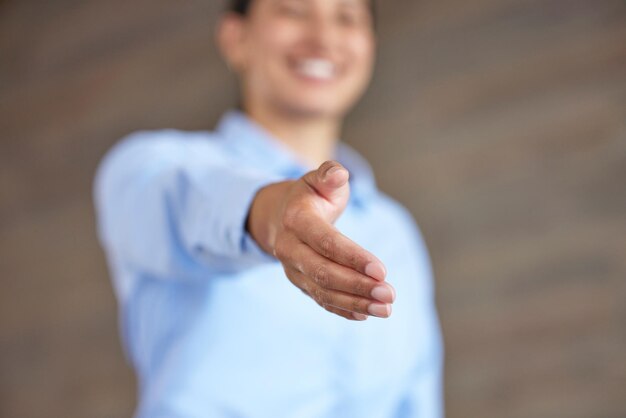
[287,105,345,120]
[280,94,352,119]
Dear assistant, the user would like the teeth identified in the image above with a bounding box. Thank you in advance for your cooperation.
[296,59,336,80]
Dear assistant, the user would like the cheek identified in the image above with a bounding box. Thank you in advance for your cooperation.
[243,35,288,89]
[348,35,375,77]
[250,22,298,64]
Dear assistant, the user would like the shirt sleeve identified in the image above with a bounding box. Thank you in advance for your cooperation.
[93,131,283,282]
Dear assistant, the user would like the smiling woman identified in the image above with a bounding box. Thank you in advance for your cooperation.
[93,0,443,416]
[217,0,377,167]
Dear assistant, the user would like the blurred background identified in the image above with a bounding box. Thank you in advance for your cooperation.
[1,0,625,417]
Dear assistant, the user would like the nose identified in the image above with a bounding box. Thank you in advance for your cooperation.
[303,13,339,52]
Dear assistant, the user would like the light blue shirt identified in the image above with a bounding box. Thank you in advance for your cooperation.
[94,110,444,418]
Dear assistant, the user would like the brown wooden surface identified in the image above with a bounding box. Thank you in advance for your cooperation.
[1,0,625,417]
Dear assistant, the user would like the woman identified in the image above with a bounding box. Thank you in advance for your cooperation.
[94,0,443,416]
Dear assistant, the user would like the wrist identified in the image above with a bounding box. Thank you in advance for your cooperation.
[246,180,293,256]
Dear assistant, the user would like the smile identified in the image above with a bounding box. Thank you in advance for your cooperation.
[293,58,338,82]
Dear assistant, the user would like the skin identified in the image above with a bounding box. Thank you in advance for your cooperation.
[216,0,394,321]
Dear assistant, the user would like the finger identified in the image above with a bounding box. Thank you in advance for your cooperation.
[301,160,350,203]
[284,239,395,303]
[324,305,368,321]
[283,266,352,319]
[290,269,392,318]
[351,312,369,321]
[293,211,387,281]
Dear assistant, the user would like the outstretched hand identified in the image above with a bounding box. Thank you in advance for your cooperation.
[247,161,394,321]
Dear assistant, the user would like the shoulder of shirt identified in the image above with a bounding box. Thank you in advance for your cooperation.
[93,129,233,201]
[96,128,231,176]
[108,128,225,160]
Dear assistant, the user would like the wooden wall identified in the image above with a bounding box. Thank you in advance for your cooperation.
[1,0,625,416]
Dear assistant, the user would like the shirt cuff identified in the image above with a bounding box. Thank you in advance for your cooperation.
[190,169,283,270]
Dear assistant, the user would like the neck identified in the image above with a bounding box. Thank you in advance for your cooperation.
[242,100,341,170]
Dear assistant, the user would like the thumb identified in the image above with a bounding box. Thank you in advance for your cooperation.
[302,160,350,205]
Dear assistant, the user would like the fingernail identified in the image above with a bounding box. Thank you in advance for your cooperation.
[368,303,391,318]
[353,313,368,321]
[365,262,386,281]
[325,165,341,179]
[371,285,394,303]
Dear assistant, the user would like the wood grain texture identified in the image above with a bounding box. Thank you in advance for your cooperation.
[1,0,625,417]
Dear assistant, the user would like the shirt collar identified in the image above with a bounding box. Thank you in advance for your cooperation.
[215,109,377,208]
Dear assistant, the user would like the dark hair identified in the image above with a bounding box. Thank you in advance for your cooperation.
[230,0,252,15]
[228,0,376,25]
